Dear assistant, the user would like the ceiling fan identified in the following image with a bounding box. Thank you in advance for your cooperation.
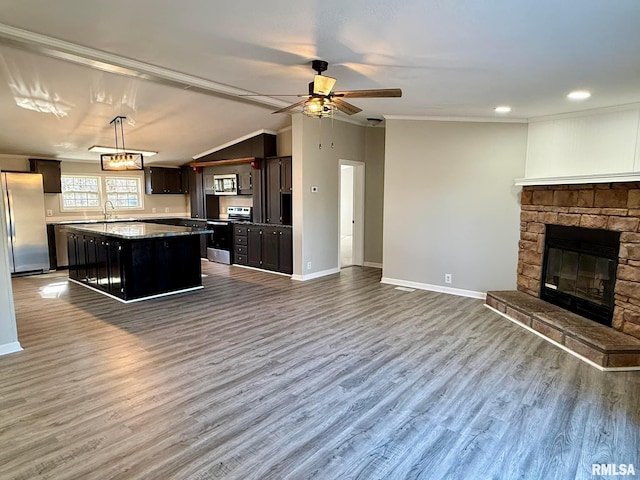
[271,60,402,118]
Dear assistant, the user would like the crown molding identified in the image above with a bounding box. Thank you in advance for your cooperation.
[528,102,640,123]
[383,114,528,124]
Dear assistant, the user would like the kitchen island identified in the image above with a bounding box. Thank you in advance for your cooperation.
[63,222,211,302]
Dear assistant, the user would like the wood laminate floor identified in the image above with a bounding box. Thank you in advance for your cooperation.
[1,263,639,480]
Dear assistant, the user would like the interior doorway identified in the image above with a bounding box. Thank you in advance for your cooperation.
[339,160,364,268]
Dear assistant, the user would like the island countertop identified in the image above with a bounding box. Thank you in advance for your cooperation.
[64,221,212,239]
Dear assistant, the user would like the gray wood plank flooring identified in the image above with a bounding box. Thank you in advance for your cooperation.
[1,263,639,480]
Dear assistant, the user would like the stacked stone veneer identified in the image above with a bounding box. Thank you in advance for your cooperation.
[518,182,640,341]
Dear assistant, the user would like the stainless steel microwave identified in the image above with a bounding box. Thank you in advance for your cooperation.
[212,174,238,195]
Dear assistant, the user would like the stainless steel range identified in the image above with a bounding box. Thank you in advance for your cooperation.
[206,206,252,264]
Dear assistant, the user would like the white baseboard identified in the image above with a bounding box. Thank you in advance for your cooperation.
[380,277,486,300]
[291,267,340,281]
[233,264,292,277]
[69,278,203,303]
[364,262,383,269]
[0,341,23,356]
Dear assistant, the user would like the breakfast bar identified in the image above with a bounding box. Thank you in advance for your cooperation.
[63,222,211,302]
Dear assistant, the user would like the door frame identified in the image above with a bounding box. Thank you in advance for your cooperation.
[338,159,365,268]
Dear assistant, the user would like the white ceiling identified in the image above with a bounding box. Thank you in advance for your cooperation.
[0,0,639,165]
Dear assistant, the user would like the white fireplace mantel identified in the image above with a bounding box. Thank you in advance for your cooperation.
[515,171,640,186]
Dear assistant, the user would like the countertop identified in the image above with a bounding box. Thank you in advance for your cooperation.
[50,217,204,225]
[63,221,212,239]
[231,221,292,228]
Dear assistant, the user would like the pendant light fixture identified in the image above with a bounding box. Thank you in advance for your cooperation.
[100,116,145,171]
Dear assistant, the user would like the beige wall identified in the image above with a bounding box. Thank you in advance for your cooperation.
[292,116,367,277]
[0,156,190,221]
[363,127,385,265]
[277,127,292,156]
[383,119,527,295]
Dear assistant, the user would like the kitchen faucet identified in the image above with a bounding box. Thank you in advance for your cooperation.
[103,200,115,220]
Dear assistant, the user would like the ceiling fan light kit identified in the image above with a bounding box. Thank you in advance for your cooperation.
[302,96,337,118]
[269,59,402,119]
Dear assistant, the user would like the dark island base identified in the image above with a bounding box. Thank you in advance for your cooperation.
[67,232,203,302]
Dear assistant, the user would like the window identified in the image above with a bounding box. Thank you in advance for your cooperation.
[105,177,142,209]
[61,176,101,210]
[61,175,143,211]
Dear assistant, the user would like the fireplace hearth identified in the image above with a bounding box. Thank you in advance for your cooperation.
[541,225,619,326]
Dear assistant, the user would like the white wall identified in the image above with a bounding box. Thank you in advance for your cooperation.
[292,115,366,278]
[525,106,640,180]
[383,119,527,296]
[340,165,354,234]
[0,170,21,355]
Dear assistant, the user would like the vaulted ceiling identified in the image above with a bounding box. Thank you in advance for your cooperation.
[0,0,639,165]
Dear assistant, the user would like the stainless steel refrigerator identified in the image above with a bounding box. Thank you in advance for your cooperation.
[1,172,49,274]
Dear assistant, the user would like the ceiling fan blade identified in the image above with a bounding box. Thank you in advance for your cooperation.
[239,94,304,97]
[272,100,306,114]
[313,75,337,96]
[333,88,402,98]
[333,98,362,115]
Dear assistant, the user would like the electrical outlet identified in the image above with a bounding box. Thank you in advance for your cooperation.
[444,274,452,284]
[307,261,312,270]
[164,207,170,213]
[46,209,53,217]
[152,207,157,213]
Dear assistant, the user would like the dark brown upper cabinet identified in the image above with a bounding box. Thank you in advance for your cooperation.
[264,156,292,225]
[144,167,184,194]
[29,159,61,193]
[195,133,276,163]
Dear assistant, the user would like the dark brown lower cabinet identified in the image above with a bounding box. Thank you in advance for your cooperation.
[262,227,280,271]
[238,224,292,274]
[278,228,292,274]
[66,231,202,301]
[247,226,263,268]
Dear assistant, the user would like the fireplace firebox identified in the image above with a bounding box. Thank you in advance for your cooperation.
[541,225,620,326]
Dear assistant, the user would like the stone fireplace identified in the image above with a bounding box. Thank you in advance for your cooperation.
[518,182,640,341]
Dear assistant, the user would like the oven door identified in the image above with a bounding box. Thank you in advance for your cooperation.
[206,222,232,264]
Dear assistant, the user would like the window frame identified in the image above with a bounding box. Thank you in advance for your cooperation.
[59,175,102,212]
[103,175,144,211]
[60,174,145,212]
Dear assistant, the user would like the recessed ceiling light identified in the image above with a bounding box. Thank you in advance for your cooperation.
[568,90,591,100]
[494,106,511,113]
